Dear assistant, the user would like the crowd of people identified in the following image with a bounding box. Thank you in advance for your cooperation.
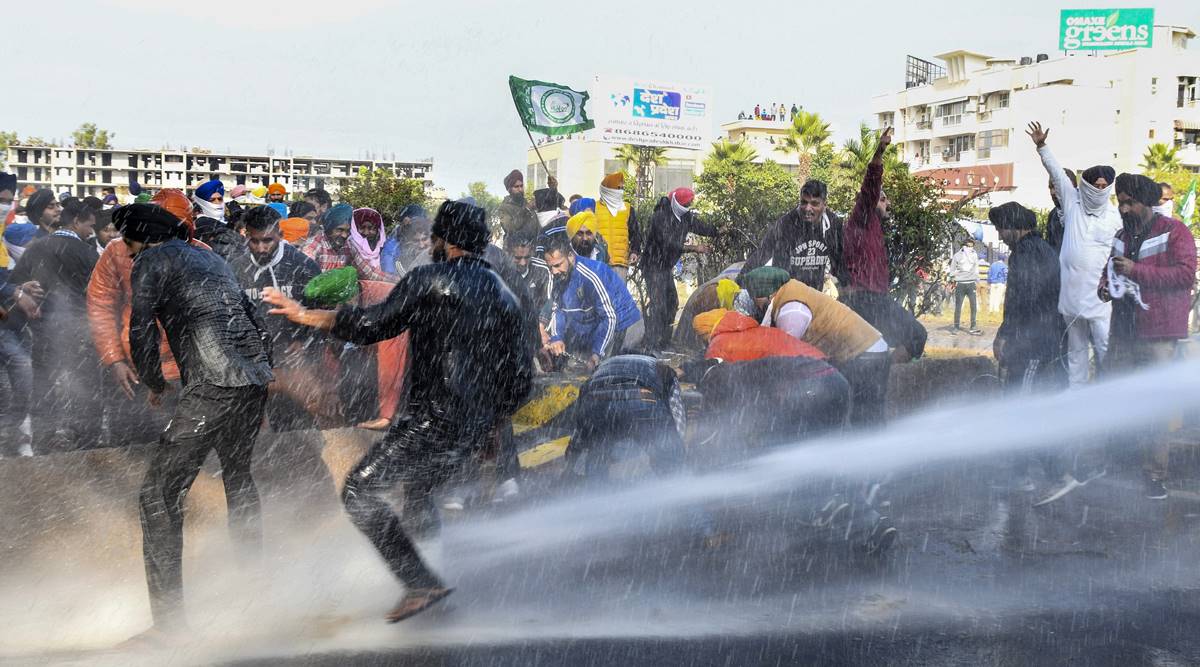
[737,102,802,122]
[0,113,1192,644]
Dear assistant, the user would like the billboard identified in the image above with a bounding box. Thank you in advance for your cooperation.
[590,76,713,150]
[1059,8,1154,51]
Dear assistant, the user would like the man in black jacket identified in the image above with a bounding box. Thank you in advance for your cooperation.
[9,198,101,453]
[740,179,842,290]
[262,200,533,624]
[194,211,245,263]
[642,188,718,350]
[120,203,273,646]
[1043,168,1078,253]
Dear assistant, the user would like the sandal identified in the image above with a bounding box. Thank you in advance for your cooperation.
[385,587,454,623]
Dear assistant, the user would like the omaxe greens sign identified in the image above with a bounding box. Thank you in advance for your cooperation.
[1060,8,1154,51]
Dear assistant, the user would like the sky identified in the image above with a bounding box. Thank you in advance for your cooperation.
[9,0,1199,196]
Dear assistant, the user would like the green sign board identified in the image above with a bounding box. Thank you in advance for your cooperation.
[1060,8,1154,51]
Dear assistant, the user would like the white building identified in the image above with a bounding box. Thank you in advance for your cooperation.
[870,24,1200,208]
[5,145,435,199]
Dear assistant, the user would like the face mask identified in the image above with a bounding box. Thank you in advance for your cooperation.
[0,202,11,219]
[1153,202,1174,218]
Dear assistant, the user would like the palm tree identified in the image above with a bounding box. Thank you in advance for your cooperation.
[774,110,832,182]
[613,144,668,202]
[1140,142,1181,172]
[708,139,759,166]
[840,123,903,176]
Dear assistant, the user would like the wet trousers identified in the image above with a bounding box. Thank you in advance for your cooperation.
[30,346,103,455]
[1105,338,1181,481]
[1064,313,1109,387]
[953,281,977,329]
[342,410,491,590]
[0,328,31,457]
[138,383,267,629]
[643,268,678,351]
[835,351,892,429]
[841,290,928,360]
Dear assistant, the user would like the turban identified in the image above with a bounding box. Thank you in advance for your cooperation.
[267,202,289,219]
[151,189,194,226]
[134,192,153,204]
[1115,173,1161,207]
[4,222,39,247]
[432,200,489,254]
[601,172,624,189]
[21,185,36,197]
[692,308,729,340]
[113,203,187,244]
[304,266,360,306]
[0,172,15,194]
[280,217,309,244]
[565,210,596,238]
[742,266,790,299]
[267,183,287,196]
[194,178,224,202]
[1081,165,1116,187]
[251,186,267,199]
[503,169,523,190]
[569,197,596,216]
[397,203,426,222]
[671,187,695,207]
[25,189,55,224]
[229,184,248,199]
[988,202,1036,231]
[716,278,740,310]
[322,203,353,234]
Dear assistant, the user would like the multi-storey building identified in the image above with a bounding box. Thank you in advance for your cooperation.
[4,145,436,199]
[870,24,1200,208]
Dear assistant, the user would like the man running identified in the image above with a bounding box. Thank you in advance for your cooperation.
[262,200,532,623]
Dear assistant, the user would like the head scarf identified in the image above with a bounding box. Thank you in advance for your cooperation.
[229,184,249,200]
[279,217,309,244]
[670,187,693,220]
[601,172,624,189]
[503,169,523,191]
[113,203,187,244]
[692,308,729,340]
[267,183,287,196]
[151,189,194,226]
[716,278,740,310]
[569,197,596,216]
[1115,173,1161,208]
[350,207,384,267]
[599,172,626,214]
[26,189,55,225]
[267,202,289,219]
[323,203,353,234]
[194,178,224,202]
[742,266,790,299]
[304,266,360,306]
[432,200,489,254]
[988,202,1036,230]
[251,186,268,199]
[566,211,597,239]
[134,192,153,204]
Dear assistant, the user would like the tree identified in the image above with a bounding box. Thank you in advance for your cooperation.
[0,131,17,169]
[337,167,426,230]
[707,139,758,166]
[774,110,832,183]
[1140,142,1181,172]
[613,144,668,203]
[839,123,903,177]
[694,158,799,283]
[464,181,503,234]
[72,123,115,149]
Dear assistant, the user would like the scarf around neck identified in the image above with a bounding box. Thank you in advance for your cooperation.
[349,215,382,268]
[599,186,625,214]
[1078,181,1113,217]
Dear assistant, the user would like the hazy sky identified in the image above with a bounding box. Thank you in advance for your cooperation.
[10,0,1199,195]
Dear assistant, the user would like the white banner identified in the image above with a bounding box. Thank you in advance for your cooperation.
[589,75,713,150]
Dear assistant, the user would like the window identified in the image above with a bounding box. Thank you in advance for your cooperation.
[1178,76,1198,108]
[936,101,965,126]
[1149,129,1156,139]
[975,130,1008,158]
[654,161,696,194]
[526,158,558,189]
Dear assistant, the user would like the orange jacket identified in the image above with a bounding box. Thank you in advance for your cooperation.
[705,311,826,363]
[86,238,210,379]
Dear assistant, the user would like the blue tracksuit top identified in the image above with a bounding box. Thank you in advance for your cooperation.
[549,255,641,357]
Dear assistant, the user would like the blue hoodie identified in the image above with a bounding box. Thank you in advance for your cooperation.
[549,255,641,358]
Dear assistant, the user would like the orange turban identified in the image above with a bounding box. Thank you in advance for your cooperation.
[280,217,309,244]
[600,172,624,189]
[692,308,729,340]
[267,183,287,196]
[151,188,194,229]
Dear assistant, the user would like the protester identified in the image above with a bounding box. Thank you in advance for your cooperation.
[120,203,273,647]
[835,127,927,361]
[594,172,642,279]
[303,203,394,282]
[290,200,319,226]
[497,169,539,242]
[303,188,333,220]
[192,190,244,262]
[0,173,16,269]
[261,199,533,623]
[380,204,427,276]
[949,240,982,334]
[565,210,610,264]
[642,187,717,350]
[740,179,842,290]
[350,207,392,279]
[266,183,287,203]
[191,177,226,224]
[25,189,60,240]
[542,234,643,370]
[1099,173,1197,500]
[671,263,745,352]
[279,217,310,244]
[533,175,566,227]
[987,255,1007,314]
[504,233,552,328]
[1044,168,1078,253]
[1155,182,1175,218]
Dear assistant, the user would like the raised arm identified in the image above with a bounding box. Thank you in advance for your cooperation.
[848,127,891,228]
[1028,122,1078,218]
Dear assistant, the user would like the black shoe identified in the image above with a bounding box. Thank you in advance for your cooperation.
[1145,478,1169,500]
[968,328,983,335]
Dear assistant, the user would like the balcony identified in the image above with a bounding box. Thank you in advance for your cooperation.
[917,120,933,130]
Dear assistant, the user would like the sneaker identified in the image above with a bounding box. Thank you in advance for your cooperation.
[865,516,898,556]
[1145,478,1169,500]
[493,478,520,504]
[1033,474,1083,507]
[968,328,983,336]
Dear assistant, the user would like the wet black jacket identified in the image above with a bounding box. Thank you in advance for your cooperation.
[1045,207,1065,254]
[130,239,274,393]
[195,217,246,263]
[330,254,533,425]
[739,209,843,290]
[643,203,719,273]
[996,231,1064,365]
[231,242,321,347]
[9,232,99,366]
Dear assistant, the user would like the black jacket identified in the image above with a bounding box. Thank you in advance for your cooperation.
[739,208,843,289]
[130,239,274,393]
[9,232,98,364]
[1045,207,1065,253]
[330,254,533,425]
[195,217,246,263]
[230,242,322,348]
[996,231,1064,364]
[643,202,719,272]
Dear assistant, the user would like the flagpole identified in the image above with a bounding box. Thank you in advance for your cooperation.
[523,124,550,176]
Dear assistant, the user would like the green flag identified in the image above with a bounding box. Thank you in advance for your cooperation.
[1177,177,1197,225]
[508,75,594,136]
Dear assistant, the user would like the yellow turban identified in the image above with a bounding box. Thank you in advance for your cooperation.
[251,186,268,199]
[566,210,596,238]
[716,279,740,310]
[692,308,729,340]
[280,217,309,244]
[600,172,624,189]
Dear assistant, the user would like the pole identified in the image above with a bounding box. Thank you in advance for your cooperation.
[523,125,551,182]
